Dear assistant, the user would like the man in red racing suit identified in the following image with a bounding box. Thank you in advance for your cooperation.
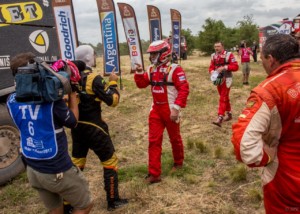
[134,40,189,183]
[209,41,239,127]
[232,34,300,213]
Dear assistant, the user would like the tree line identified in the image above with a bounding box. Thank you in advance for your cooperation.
[80,15,259,57]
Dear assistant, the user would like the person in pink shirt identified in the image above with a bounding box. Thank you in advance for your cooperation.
[239,41,253,85]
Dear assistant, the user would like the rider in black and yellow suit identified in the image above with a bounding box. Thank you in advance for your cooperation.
[71,45,128,212]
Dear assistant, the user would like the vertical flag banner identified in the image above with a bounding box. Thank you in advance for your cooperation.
[118,3,144,73]
[52,0,78,60]
[147,5,162,43]
[170,9,181,57]
[96,0,120,76]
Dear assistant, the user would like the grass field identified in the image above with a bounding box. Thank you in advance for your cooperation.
[0,52,268,214]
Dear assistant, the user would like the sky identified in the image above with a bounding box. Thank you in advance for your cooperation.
[72,0,300,45]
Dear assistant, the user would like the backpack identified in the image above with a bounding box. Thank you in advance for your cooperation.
[14,59,71,104]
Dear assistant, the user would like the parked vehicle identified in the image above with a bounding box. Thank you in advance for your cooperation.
[0,0,60,185]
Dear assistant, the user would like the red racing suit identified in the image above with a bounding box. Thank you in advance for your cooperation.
[209,51,239,116]
[134,62,189,177]
[231,60,300,213]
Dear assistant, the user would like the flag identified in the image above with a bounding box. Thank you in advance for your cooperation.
[170,9,181,57]
[96,0,121,76]
[118,3,144,73]
[52,0,78,60]
[147,5,162,43]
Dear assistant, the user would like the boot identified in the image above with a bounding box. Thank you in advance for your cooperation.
[223,112,232,122]
[144,174,161,184]
[169,164,183,174]
[104,168,128,211]
[212,115,223,127]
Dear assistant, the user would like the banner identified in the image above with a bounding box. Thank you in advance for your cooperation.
[147,5,162,43]
[52,0,78,60]
[96,0,120,76]
[118,3,144,73]
[170,9,181,56]
[259,19,293,50]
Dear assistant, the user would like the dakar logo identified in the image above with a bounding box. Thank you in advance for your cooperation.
[101,0,110,10]
[29,30,49,54]
[123,6,131,17]
[151,8,157,18]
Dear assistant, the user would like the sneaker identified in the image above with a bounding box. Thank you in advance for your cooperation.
[107,198,129,211]
[169,164,183,174]
[212,116,223,127]
[223,112,232,122]
[144,174,161,184]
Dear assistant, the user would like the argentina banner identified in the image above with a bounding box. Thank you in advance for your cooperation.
[52,0,78,60]
[118,3,144,73]
[170,9,181,57]
[147,5,162,43]
[96,0,120,76]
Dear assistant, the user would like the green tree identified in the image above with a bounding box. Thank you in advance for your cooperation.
[196,18,228,55]
[236,14,259,45]
[181,28,195,55]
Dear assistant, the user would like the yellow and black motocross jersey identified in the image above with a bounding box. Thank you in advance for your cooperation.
[78,70,119,123]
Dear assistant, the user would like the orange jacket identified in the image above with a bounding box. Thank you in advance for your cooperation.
[232,59,300,213]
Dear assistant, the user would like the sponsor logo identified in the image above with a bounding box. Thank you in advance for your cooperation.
[246,100,256,108]
[0,55,10,70]
[294,116,300,123]
[29,30,49,53]
[102,12,119,73]
[179,76,186,81]
[123,6,131,17]
[174,25,179,30]
[127,29,138,56]
[55,9,75,59]
[150,8,157,18]
[0,2,43,27]
[152,86,164,93]
[279,23,292,34]
[287,88,298,99]
[154,27,160,41]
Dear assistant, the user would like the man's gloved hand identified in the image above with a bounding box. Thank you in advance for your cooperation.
[170,108,180,123]
[213,72,224,86]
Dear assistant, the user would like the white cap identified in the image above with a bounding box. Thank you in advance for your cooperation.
[75,45,96,67]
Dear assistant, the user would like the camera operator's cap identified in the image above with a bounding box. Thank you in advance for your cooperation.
[210,70,219,82]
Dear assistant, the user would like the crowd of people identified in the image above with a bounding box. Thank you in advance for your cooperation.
[6,32,300,214]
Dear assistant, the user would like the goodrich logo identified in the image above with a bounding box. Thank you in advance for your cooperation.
[29,30,50,54]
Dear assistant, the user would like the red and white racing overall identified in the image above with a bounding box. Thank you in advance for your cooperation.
[232,60,300,213]
[134,63,189,177]
[209,51,239,116]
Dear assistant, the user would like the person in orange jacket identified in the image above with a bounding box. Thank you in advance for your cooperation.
[232,34,300,213]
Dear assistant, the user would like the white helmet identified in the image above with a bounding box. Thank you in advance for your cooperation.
[75,45,96,67]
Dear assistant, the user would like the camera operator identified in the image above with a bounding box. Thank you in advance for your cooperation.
[7,52,93,214]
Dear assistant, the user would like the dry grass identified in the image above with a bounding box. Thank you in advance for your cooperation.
[0,53,268,214]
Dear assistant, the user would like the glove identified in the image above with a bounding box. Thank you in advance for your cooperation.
[66,60,81,83]
[213,72,224,86]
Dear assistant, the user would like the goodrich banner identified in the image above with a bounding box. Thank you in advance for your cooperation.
[96,0,120,76]
[52,0,78,60]
[170,9,181,56]
[118,3,144,73]
[147,5,162,43]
